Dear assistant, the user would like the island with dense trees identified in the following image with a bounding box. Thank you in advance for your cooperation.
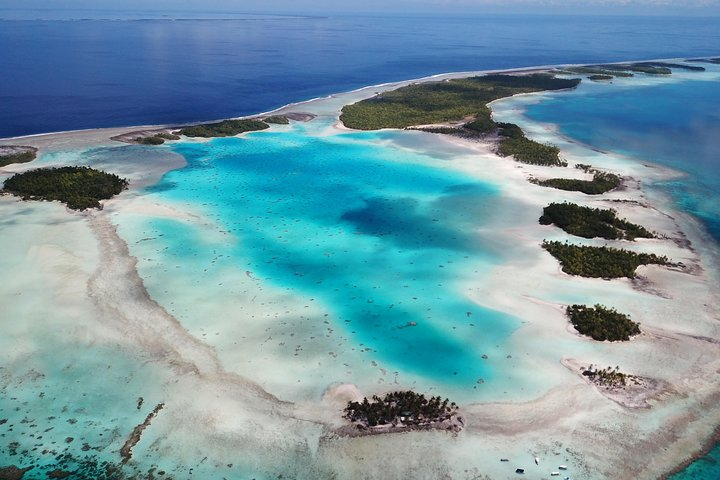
[496,122,567,166]
[532,165,622,194]
[0,145,38,167]
[540,202,654,240]
[555,66,634,78]
[2,166,128,210]
[262,115,290,124]
[135,132,181,145]
[340,74,581,130]
[567,304,641,341]
[342,391,462,436]
[179,119,270,138]
[595,63,672,75]
[341,74,579,166]
[542,240,668,278]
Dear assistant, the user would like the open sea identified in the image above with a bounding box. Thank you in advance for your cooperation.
[1,13,719,138]
[2,10,720,479]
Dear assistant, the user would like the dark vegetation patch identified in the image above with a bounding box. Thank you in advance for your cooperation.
[634,61,705,72]
[539,202,654,240]
[134,132,181,145]
[0,146,38,167]
[555,66,633,78]
[179,119,269,138]
[567,304,640,341]
[263,115,290,124]
[542,240,668,278]
[532,165,621,194]
[589,74,614,81]
[340,74,581,130]
[496,122,567,166]
[344,391,458,428]
[2,166,128,210]
[594,63,671,75]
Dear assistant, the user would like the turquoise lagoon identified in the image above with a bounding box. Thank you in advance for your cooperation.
[113,121,532,401]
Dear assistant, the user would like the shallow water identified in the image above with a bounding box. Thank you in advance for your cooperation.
[512,64,720,480]
[113,122,535,401]
[523,65,720,243]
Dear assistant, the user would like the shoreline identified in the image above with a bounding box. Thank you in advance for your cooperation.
[1,57,719,479]
[0,55,710,143]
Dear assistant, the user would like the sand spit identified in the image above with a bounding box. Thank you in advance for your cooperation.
[562,358,669,409]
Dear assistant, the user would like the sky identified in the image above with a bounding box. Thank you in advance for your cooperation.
[1,0,719,16]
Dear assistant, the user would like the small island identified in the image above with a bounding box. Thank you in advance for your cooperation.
[567,304,640,341]
[532,165,622,194]
[2,166,128,210]
[262,115,290,124]
[0,145,38,167]
[595,63,672,75]
[179,119,269,138]
[135,132,181,145]
[542,240,668,278]
[540,202,654,240]
[341,391,462,436]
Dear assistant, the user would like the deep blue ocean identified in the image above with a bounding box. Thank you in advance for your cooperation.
[1,13,719,138]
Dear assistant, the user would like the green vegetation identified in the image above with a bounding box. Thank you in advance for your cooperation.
[136,135,165,145]
[344,391,458,428]
[2,166,128,210]
[635,62,705,72]
[413,126,462,135]
[595,63,671,75]
[589,74,614,81]
[533,166,621,195]
[497,122,566,166]
[568,304,640,341]
[539,202,653,240]
[340,74,581,130]
[179,119,269,138]
[156,132,181,140]
[135,132,181,145]
[462,105,496,134]
[582,365,633,387]
[556,66,633,78]
[0,146,37,167]
[263,115,290,124]
[542,240,668,278]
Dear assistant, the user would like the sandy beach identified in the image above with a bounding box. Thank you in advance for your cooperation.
[1,63,719,479]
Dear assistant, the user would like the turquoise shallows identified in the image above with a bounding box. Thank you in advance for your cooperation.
[136,127,520,389]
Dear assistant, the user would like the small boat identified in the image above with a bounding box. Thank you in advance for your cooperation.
[535,457,540,465]
[551,473,560,477]
[515,468,525,474]
[500,458,509,462]
[559,465,568,470]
